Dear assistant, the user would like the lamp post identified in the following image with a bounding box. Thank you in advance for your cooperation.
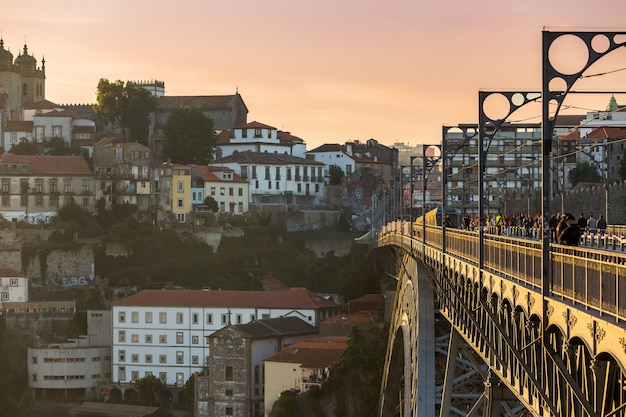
[409,157,418,225]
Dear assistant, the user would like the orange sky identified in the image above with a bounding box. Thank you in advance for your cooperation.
[4,1,626,149]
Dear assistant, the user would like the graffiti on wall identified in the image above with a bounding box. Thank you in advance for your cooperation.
[48,263,96,287]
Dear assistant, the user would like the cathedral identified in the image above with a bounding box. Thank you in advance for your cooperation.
[0,37,46,122]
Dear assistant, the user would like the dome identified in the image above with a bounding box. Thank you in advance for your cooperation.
[0,38,14,68]
[14,44,37,69]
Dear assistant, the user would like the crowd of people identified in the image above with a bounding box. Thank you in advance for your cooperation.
[459,211,608,247]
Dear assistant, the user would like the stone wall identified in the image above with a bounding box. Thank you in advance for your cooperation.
[23,245,95,285]
[304,239,353,258]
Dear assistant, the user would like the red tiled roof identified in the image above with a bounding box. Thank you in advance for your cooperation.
[0,268,26,278]
[560,131,580,141]
[0,153,93,175]
[191,165,247,184]
[5,120,33,131]
[215,129,233,145]
[112,288,339,309]
[234,120,276,130]
[36,109,84,119]
[264,336,348,367]
[21,99,58,110]
[584,127,626,139]
[277,131,304,144]
[212,151,323,166]
[307,144,344,153]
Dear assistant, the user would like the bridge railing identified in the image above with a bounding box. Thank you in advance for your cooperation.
[378,221,626,324]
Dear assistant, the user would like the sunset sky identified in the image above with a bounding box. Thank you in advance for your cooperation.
[4,1,626,149]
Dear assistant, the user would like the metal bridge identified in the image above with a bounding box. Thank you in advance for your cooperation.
[375,221,626,417]
[371,29,626,417]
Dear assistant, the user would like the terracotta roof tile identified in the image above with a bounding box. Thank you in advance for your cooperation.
[0,268,26,278]
[112,288,339,309]
[264,336,348,368]
[585,127,626,139]
[21,99,58,110]
[211,151,323,166]
[235,120,276,130]
[0,153,92,175]
[227,317,317,339]
[191,165,247,184]
[36,109,84,119]
[5,120,33,131]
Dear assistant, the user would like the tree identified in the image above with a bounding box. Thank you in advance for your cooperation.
[133,374,165,404]
[329,165,344,185]
[93,79,157,144]
[10,140,38,155]
[203,196,219,213]
[163,106,216,164]
[568,161,603,187]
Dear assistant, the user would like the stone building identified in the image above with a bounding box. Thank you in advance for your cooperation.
[199,317,317,417]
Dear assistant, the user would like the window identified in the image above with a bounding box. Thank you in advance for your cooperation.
[1,196,8,207]
[159,355,167,364]
[35,126,44,141]
[145,354,152,363]
[229,187,233,196]
[206,313,213,324]
[145,335,152,343]
[145,312,152,323]
[52,126,62,138]
[226,389,233,397]
[64,181,72,193]
[177,181,184,192]
[210,186,216,196]
[159,312,167,323]
[265,166,270,180]
[221,313,228,325]
[226,407,233,416]
[159,372,167,383]
[192,313,199,324]
[1,179,9,193]
[118,367,126,381]
[118,331,126,343]
[238,202,243,212]
[82,182,90,194]
[240,166,248,179]
[118,312,126,323]
[176,312,184,324]
[220,187,225,196]
[192,355,199,365]
[176,332,183,344]
[236,314,242,324]
[35,195,43,206]
[10,278,18,287]
[131,312,138,323]
[49,180,57,193]
[160,335,167,344]
[176,351,184,364]
[225,366,233,381]
[118,350,126,362]
[250,314,255,321]
[131,354,138,363]
[192,335,199,344]
[131,371,139,381]
[131,334,139,343]
[254,128,262,138]
[177,199,184,208]
[238,187,243,197]
[176,373,184,386]
[251,166,257,179]
[287,168,292,180]
[35,180,43,193]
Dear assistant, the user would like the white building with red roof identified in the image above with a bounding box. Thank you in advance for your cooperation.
[111,288,340,388]
[191,165,249,215]
[209,151,325,205]
[0,267,27,308]
[215,121,307,158]
[263,336,348,416]
[0,153,95,223]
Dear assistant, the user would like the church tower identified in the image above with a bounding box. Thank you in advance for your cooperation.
[0,38,46,119]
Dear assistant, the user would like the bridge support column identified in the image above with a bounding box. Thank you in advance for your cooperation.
[483,374,518,417]
[439,329,459,417]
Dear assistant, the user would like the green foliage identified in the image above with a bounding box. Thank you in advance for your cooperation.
[203,196,219,213]
[569,161,603,186]
[10,140,38,155]
[56,199,92,223]
[271,390,302,417]
[93,79,157,143]
[134,374,165,403]
[329,165,344,185]
[163,106,216,164]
